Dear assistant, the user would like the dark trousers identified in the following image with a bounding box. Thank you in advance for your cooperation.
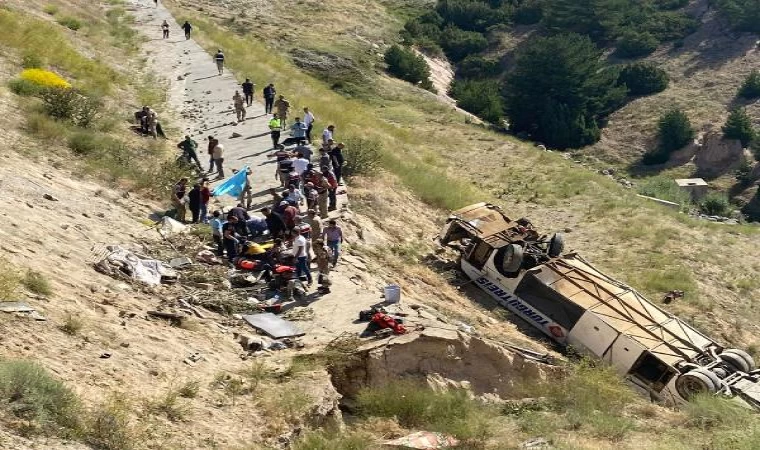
[224,239,237,262]
[334,165,342,184]
[265,97,274,114]
[213,235,223,256]
[306,124,313,142]
[189,204,201,223]
[271,130,281,147]
[296,256,312,284]
[328,188,337,210]
[244,92,253,106]
[163,30,169,39]
[185,31,190,39]
[186,151,202,169]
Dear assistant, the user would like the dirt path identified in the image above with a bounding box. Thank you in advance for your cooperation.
[127,0,394,343]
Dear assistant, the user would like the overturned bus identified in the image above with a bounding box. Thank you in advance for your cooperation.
[440,202,760,409]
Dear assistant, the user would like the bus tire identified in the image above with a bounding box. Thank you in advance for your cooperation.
[503,244,524,272]
[676,369,719,399]
[721,349,755,372]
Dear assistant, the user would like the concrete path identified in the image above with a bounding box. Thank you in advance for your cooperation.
[126,0,387,344]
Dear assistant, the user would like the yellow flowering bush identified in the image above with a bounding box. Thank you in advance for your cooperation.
[19,68,71,89]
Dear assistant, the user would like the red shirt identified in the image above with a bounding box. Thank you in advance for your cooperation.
[283,205,298,228]
[201,186,211,204]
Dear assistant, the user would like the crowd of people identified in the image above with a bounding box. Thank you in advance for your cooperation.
[169,69,349,296]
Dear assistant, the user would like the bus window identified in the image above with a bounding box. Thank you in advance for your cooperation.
[466,241,493,270]
[630,352,676,392]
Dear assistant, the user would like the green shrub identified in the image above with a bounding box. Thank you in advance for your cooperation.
[648,107,693,164]
[655,0,689,10]
[440,25,488,62]
[714,0,760,32]
[0,360,82,436]
[59,313,84,336]
[43,5,59,15]
[450,78,504,123]
[146,389,188,422]
[355,380,492,442]
[85,395,135,450]
[68,132,120,156]
[684,393,753,429]
[616,30,659,58]
[457,55,502,79]
[383,45,434,91]
[700,193,731,216]
[292,430,372,450]
[723,108,755,146]
[436,0,509,32]
[637,176,692,206]
[26,112,70,142]
[739,70,760,99]
[22,270,52,296]
[56,16,82,31]
[505,33,626,149]
[21,53,43,69]
[40,88,102,127]
[8,79,42,96]
[341,137,382,179]
[618,62,669,96]
[178,380,200,399]
[0,258,21,301]
[514,0,544,24]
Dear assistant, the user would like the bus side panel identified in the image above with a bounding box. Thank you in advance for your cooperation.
[568,312,620,359]
[604,335,647,376]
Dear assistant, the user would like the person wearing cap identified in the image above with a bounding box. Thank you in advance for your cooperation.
[304,209,322,243]
[262,207,286,238]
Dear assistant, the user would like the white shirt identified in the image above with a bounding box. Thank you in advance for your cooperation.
[293,235,307,258]
[286,190,303,204]
[292,157,309,175]
[304,111,315,127]
[322,128,332,143]
[212,144,224,159]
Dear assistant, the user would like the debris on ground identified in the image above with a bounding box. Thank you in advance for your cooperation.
[282,306,315,321]
[94,245,177,285]
[242,313,305,339]
[0,301,46,321]
[382,431,459,449]
[519,437,552,449]
[663,289,685,304]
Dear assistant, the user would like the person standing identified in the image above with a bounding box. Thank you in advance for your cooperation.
[322,219,343,267]
[263,83,276,114]
[172,178,188,223]
[314,172,330,219]
[292,229,312,286]
[292,152,309,184]
[206,135,218,173]
[182,21,192,39]
[232,90,246,122]
[188,183,202,224]
[154,0,158,7]
[209,211,224,256]
[212,140,225,179]
[161,20,170,39]
[304,209,322,244]
[331,142,345,185]
[214,49,225,75]
[322,165,338,211]
[282,202,299,230]
[322,124,335,146]
[303,107,315,143]
[269,113,282,148]
[146,108,158,139]
[242,78,255,106]
[222,215,240,263]
[313,238,331,293]
[177,135,202,171]
[274,95,291,129]
[290,117,307,145]
[238,168,253,210]
[285,184,304,207]
[200,178,211,223]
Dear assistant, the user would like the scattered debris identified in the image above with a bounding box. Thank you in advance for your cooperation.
[100,353,111,359]
[196,250,221,264]
[158,216,188,235]
[169,256,193,269]
[282,306,315,321]
[519,437,551,449]
[242,313,305,339]
[663,290,685,304]
[42,193,59,201]
[0,301,46,321]
[231,132,242,138]
[382,431,459,449]
[183,352,203,366]
[148,310,186,326]
[94,245,178,285]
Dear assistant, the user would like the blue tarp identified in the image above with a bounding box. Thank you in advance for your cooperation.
[212,166,249,197]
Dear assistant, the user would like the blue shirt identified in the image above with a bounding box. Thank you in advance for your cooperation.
[291,122,307,138]
[246,216,268,234]
[209,218,223,236]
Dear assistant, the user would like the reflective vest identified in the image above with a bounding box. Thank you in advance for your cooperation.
[269,118,281,130]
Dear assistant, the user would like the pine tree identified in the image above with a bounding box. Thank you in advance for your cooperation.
[738,70,760,99]
[722,108,755,146]
[504,33,625,149]
[658,107,694,153]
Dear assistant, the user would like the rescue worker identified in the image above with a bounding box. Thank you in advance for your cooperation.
[269,113,282,148]
[177,136,202,171]
[274,95,291,129]
[233,90,246,122]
